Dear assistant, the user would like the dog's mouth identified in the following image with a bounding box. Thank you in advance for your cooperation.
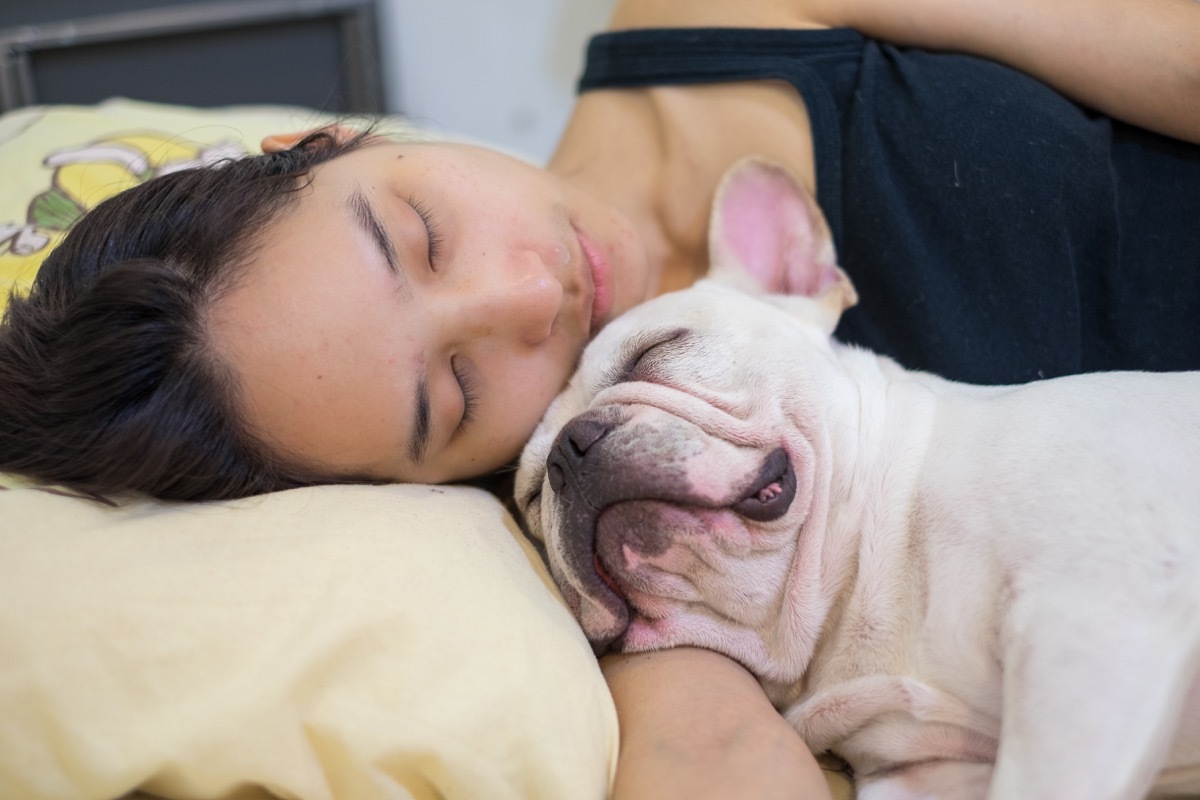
[549,431,796,652]
[592,551,623,596]
[573,547,630,655]
[732,447,796,522]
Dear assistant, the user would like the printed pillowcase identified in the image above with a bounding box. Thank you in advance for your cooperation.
[0,98,343,311]
[0,100,617,800]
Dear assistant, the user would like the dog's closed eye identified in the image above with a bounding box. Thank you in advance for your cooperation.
[520,488,542,516]
[618,328,689,383]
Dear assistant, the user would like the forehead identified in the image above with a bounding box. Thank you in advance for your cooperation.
[206,160,419,479]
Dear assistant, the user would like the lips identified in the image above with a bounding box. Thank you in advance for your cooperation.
[575,228,614,335]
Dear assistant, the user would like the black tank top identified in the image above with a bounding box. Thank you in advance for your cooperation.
[580,28,1200,383]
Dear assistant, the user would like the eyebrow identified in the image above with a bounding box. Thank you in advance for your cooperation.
[348,186,399,274]
[346,186,429,465]
[408,375,431,465]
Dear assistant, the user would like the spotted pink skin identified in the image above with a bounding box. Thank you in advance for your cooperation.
[569,396,819,668]
[599,502,786,654]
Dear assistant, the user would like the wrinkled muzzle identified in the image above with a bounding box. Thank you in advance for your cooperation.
[544,405,796,652]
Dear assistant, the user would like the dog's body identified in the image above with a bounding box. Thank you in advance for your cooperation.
[515,160,1200,799]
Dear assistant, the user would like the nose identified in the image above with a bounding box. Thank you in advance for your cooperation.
[454,249,564,346]
[548,417,612,493]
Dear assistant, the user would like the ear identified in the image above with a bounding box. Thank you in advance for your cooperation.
[260,125,361,154]
[708,157,857,332]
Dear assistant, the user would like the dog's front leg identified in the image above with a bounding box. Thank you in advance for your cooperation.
[989,594,1198,800]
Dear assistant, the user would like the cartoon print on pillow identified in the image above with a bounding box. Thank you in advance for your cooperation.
[0,133,245,311]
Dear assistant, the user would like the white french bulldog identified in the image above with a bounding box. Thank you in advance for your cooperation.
[515,158,1200,799]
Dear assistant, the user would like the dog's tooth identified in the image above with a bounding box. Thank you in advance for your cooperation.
[757,482,783,503]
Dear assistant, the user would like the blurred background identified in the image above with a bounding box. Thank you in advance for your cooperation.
[0,0,618,163]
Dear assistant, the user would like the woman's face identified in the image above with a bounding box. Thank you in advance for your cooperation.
[208,139,651,484]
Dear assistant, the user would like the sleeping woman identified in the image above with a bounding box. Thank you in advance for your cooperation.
[2,0,1198,796]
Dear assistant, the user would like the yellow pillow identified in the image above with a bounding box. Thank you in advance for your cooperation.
[0,97,420,314]
[0,482,618,800]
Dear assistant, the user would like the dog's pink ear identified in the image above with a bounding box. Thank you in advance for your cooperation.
[709,158,856,324]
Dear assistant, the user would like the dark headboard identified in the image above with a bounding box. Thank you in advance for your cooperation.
[0,0,385,114]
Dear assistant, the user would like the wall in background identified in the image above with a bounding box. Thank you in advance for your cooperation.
[377,0,615,163]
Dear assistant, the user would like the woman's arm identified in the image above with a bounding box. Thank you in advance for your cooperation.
[836,0,1200,143]
[603,647,833,800]
[606,0,1200,143]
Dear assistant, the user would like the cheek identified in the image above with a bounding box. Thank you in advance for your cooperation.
[487,360,572,457]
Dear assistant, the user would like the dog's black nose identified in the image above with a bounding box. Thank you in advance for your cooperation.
[564,418,611,457]
[547,417,613,493]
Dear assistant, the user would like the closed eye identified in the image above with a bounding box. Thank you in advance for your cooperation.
[520,488,543,529]
[409,196,444,266]
[452,357,478,431]
[522,488,542,514]
[619,328,689,382]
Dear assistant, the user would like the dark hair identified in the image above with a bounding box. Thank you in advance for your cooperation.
[0,127,380,501]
